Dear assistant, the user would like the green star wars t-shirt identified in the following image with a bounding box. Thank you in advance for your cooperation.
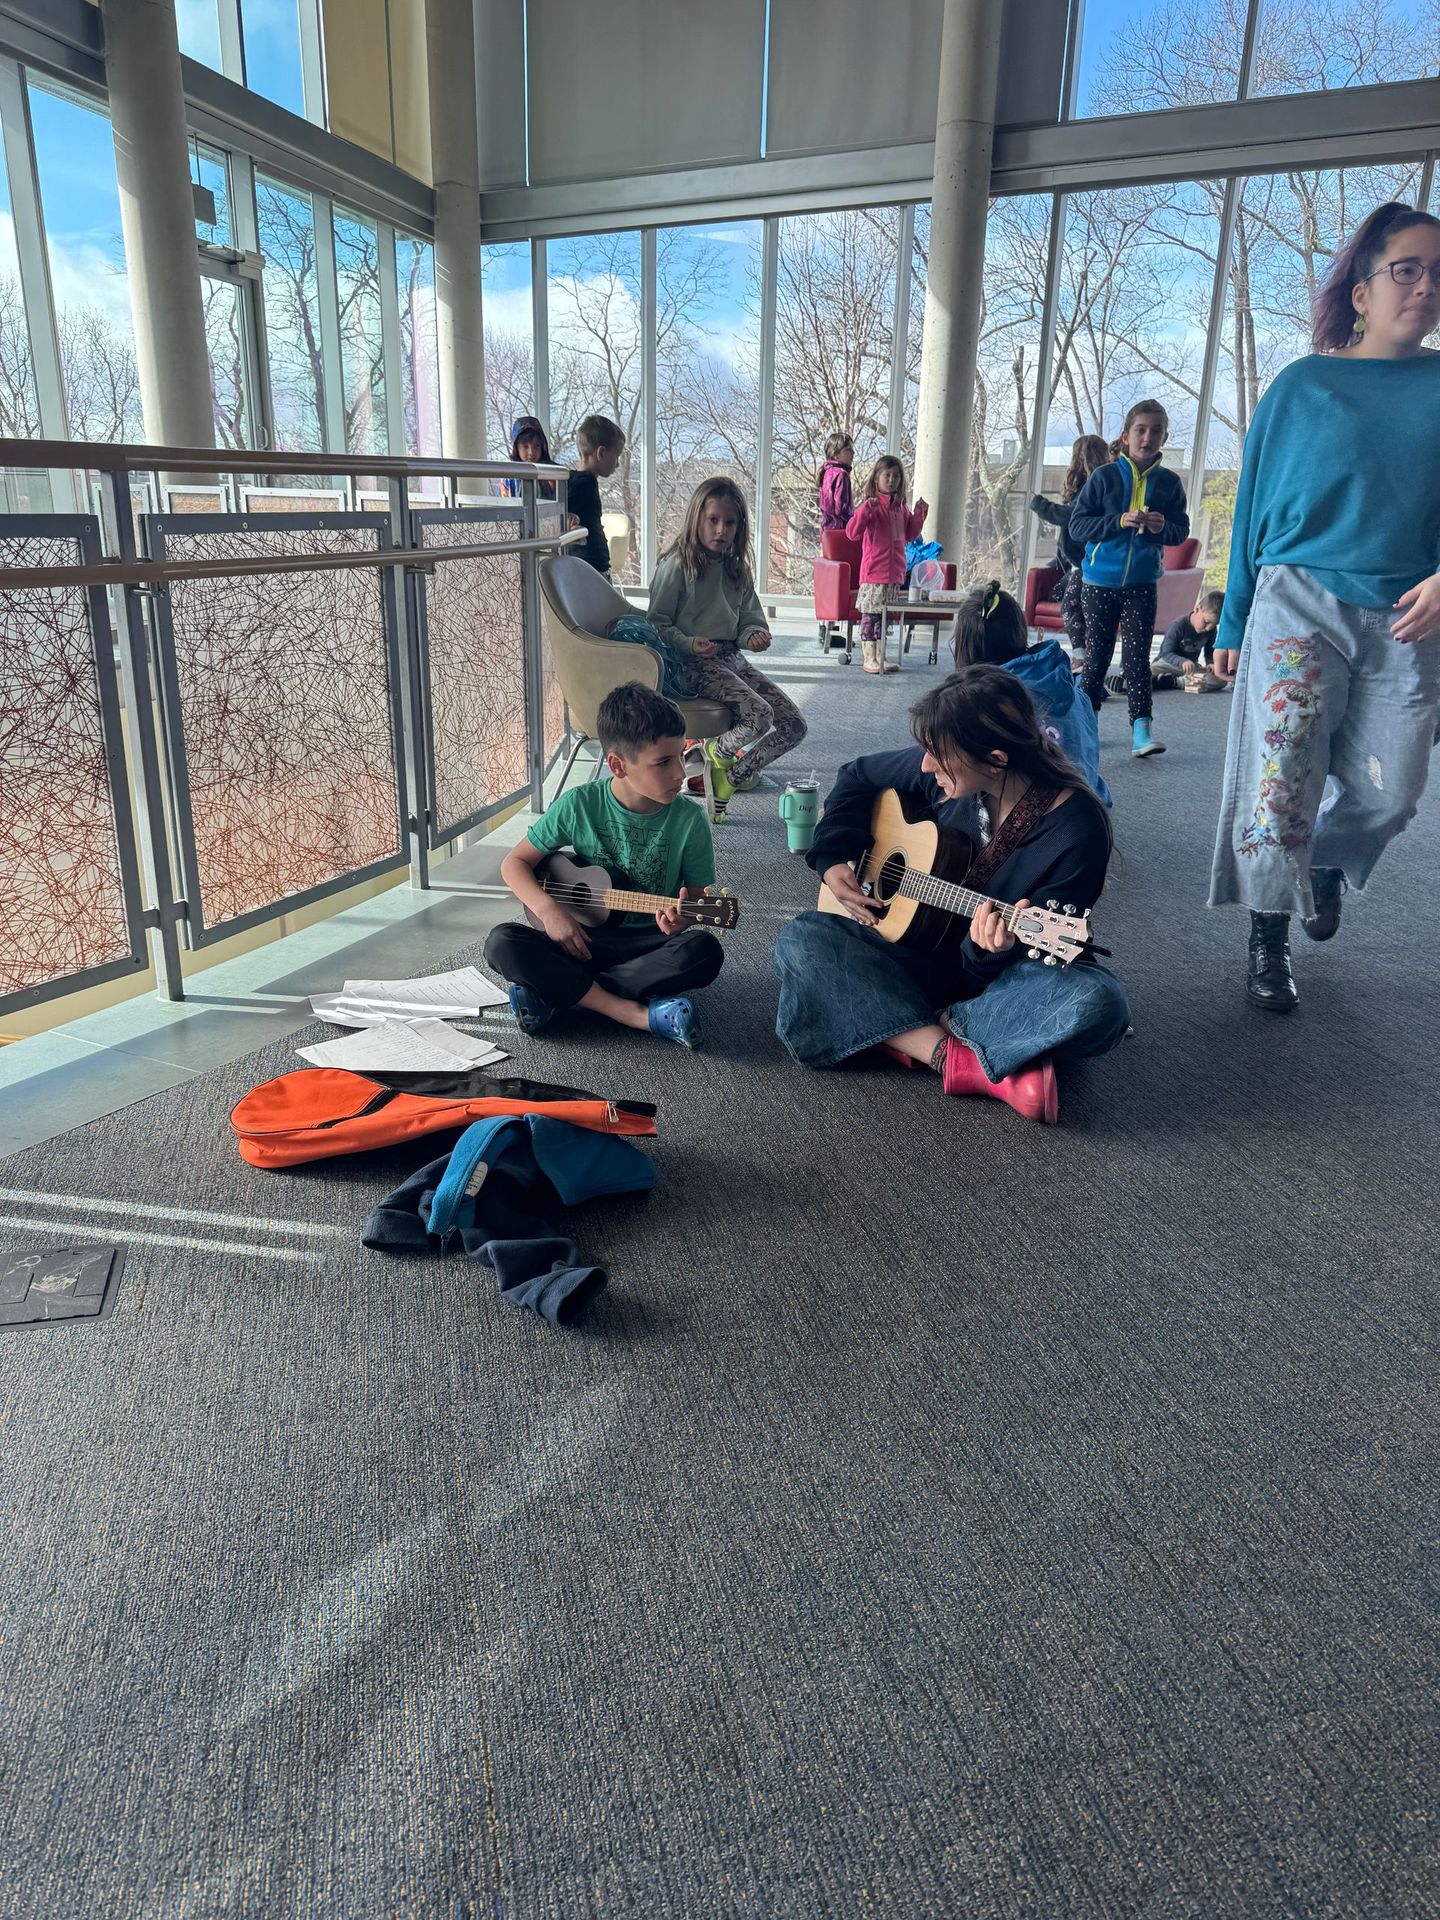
[527,782,715,921]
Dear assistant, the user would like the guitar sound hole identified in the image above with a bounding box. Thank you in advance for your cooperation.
[873,852,907,904]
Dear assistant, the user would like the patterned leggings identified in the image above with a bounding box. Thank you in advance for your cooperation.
[1079,583,1158,723]
[689,651,808,776]
[1060,568,1086,654]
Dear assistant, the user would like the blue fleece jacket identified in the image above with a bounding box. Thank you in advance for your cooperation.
[1215,352,1440,655]
[1006,640,1111,807]
[1070,456,1189,589]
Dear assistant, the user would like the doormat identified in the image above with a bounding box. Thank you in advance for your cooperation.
[0,1245,126,1330]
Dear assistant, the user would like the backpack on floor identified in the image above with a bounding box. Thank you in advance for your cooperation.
[230,1066,657,1169]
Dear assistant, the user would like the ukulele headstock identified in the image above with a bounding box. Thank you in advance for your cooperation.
[687,888,741,931]
[1014,899,1091,965]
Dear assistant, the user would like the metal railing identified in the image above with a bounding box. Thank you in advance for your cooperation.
[0,439,579,1013]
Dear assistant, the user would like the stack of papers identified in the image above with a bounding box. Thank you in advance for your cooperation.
[301,966,511,1074]
[310,966,508,1026]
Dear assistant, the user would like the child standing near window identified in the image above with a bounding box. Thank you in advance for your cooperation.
[498,415,557,500]
[647,476,808,811]
[845,455,928,675]
[1029,433,1110,670]
[1069,400,1190,757]
[818,432,855,532]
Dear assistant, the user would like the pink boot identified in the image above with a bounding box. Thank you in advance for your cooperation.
[942,1036,1058,1124]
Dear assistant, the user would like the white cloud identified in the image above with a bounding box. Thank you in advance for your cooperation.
[46,234,136,332]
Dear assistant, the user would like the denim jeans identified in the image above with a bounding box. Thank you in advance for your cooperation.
[773,912,1130,1081]
[1210,564,1440,917]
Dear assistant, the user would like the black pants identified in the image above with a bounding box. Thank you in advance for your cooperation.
[1060,566,1086,655]
[484,919,724,1010]
[1079,582,1158,722]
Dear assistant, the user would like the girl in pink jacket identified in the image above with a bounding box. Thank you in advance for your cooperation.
[845,455,929,674]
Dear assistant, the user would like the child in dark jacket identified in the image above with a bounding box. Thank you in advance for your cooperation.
[1029,434,1109,667]
[1069,399,1190,758]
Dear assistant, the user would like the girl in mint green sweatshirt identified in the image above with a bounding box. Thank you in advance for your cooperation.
[647,477,807,806]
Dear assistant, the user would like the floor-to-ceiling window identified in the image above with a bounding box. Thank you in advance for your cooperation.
[27,80,143,442]
[255,173,326,452]
[547,231,643,582]
[481,242,534,460]
[396,232,440,459]
[0,133,40,439]
[333,207,386,456]
[768,208,899,593]
[653,219,762,557]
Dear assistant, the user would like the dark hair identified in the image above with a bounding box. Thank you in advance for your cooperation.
[1198,588,1225,619]
[1110,400,1168,460]
[817,430,853,486]
[1062,435,1110,504]
[576,413,625,456]
[597,682,686,757]
[951,579,1028,669]
[1312,202,1440,351]
[862,454,907,505]
[910,665,1112,851]
[509,416,552,464]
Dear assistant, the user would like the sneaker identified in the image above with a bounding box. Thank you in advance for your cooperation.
[1105,671,1127,695]
[704,738,737,805]
[507,982,557,1035]
[647,996,700,1049]
[731,765,764,793]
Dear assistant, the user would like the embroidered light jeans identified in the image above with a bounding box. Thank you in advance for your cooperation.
[773,911,1130,1080]
[1209,565,1440,917]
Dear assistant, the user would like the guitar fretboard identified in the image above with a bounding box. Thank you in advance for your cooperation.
[598,888,696,917]
[861,858,1021,929]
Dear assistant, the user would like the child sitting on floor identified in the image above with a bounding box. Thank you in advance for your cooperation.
[484,684,723,1051]
[1151,589,1227,691]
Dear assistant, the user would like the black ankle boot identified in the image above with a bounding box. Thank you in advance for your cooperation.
[1247,912,1298,1012]
[1301,867,1345,942]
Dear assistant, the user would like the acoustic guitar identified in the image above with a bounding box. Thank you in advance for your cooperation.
[527,852,741,932]
[816,788,1097,965]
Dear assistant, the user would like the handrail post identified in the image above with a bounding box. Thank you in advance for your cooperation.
[109,468,186,1001]
[389,472,431,889]
[520,475,546,813]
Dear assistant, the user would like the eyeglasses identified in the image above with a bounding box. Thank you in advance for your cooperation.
[1361,259,1440,288]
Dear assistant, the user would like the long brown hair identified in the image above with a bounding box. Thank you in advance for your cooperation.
[664,475,754,586]
[1109,400,1168,461]
[862,454,908,506]
[910,665,1112,850]
[1062,434,1110,503]
[817,430,853,487]
[1312,201,1440,351]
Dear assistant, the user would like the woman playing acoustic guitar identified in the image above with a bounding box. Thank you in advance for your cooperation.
[773,666,1130,1123]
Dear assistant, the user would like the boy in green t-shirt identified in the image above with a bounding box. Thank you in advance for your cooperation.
[484,684,723,1050]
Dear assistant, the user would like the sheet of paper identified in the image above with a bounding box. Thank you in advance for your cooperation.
[336,965,508,1017]
[297,1018,507,1073]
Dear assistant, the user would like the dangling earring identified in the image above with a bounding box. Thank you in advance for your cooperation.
[1351,313,1367,341]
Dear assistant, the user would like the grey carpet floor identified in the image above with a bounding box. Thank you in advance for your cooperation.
[1,633,1435,1919]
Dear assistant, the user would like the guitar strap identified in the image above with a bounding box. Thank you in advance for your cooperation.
[962,785,1058,893]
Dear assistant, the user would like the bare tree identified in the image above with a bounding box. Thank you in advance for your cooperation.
[0,277,42,436]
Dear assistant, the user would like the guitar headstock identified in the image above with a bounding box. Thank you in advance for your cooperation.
[685,888,741,931]
[1013,900,1092,964]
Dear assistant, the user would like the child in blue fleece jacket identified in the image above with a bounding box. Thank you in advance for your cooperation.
[1069,399,1189,759]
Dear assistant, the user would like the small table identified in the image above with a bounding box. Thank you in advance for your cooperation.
[879,590,963,668]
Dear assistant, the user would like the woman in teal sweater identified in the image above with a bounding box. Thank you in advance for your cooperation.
[1209,201,1440,1013]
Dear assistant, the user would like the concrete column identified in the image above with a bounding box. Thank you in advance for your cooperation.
[913,0,1003,564]
[426,0,486,459]
[101,0,214,448]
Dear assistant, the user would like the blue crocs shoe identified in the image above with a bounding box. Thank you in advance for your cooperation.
[647,996,700,1050]
[508,982,556,1035]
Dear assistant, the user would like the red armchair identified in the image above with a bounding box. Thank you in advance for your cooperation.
[1024,538,1203,643]
[814,531,957,663]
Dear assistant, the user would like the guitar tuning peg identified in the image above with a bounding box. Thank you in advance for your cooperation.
[1046,899,1058,910]
[1044,955,1058,966]
[1063,903,1076,915]
[1027,947,1040,960]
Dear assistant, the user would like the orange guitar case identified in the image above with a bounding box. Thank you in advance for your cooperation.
[231,1066,657,1169]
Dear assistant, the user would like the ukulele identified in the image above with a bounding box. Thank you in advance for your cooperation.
[815,788,1097,965]
[526,852,741,931]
